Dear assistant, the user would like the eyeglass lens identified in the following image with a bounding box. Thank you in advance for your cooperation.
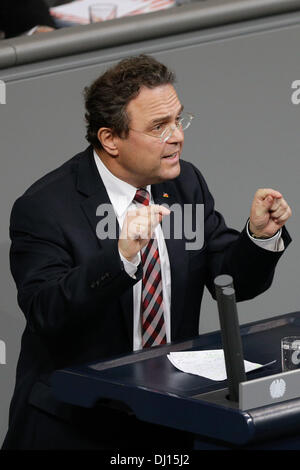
[161,116,192,143]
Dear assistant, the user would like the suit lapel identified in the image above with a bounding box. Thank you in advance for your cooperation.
[152,183,189,340]
[76,147,133,346]
[76,148,189,345]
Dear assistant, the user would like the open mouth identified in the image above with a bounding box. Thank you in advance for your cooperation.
[162,151,179,160]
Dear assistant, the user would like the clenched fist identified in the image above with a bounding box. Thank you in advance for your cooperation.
[249,188,292,238]
[118,205,170,261]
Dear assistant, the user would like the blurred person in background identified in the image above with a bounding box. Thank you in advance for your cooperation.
[0,0,56,38]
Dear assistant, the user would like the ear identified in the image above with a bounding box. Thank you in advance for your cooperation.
[97,128,119,157]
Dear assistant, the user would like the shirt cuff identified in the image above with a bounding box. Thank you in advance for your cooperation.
[26,26,39,36]
[246,220,284,252]
[119,250,141,279]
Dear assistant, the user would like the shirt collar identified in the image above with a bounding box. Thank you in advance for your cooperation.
[93,150,151,218]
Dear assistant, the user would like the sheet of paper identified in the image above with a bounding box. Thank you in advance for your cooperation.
[51,0,175,24]
[167,350,264,381]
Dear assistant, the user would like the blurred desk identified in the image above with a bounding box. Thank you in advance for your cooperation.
[50,0,176,25]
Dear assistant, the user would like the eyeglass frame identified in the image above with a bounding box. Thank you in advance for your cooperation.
[128,112,194,143]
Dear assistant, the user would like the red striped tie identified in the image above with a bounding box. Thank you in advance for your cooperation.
[134,189,167,348]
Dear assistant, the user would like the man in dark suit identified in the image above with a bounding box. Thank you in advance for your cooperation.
[2,55,292,449]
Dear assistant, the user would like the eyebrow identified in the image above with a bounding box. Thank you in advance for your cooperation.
[150,104,184,125]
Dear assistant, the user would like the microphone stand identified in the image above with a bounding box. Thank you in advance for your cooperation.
[214,275,246,402]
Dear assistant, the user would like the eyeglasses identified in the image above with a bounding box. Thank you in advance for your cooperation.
[129,112,194,143]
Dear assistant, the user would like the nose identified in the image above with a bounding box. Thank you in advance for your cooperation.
[166,124,184,144]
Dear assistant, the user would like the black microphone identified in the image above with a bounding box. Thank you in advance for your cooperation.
[214,275,246,402]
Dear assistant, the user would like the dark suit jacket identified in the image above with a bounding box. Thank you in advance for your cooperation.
[0,0,55,38]
[2,146,291,449]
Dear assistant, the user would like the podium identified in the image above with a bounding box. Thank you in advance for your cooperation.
[51,311,300,449]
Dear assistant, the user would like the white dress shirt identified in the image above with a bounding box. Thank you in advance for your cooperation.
[93,151,283,350]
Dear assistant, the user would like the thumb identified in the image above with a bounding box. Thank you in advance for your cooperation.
[263,195,274,209]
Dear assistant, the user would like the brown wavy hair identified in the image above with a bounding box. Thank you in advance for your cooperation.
[84,54,176,150]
